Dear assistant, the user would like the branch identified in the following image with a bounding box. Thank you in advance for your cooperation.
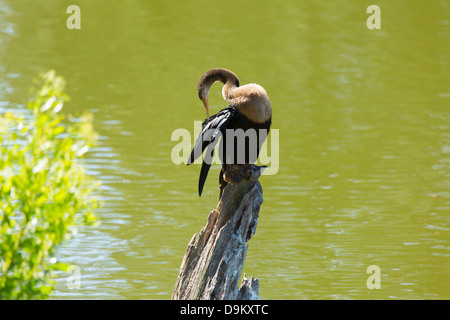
[172,165,264,300]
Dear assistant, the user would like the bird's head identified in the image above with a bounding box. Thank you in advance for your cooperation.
[198,84,210,119]
[197,68,239,120]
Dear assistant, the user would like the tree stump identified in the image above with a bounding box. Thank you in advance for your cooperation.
[171,165,264,300]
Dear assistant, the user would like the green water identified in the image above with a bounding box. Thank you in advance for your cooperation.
[0,0,448,299]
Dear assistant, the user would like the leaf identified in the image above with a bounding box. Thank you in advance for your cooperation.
[40,96,56,112]
[32,158,48,174]
[52,102,63,114]
[75,145,89,157]
[0,71,99,299]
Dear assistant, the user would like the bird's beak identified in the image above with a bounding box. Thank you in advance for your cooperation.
[202,95,210,119]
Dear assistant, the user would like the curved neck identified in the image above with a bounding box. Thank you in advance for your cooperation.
[197,68,240,102]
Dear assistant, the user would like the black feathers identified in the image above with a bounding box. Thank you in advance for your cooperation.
[187,107,236,196]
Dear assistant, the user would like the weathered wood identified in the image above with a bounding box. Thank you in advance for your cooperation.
[172,165,264,300]
[237,274,260,300]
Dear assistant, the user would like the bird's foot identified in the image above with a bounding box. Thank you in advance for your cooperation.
[223,164,253,183]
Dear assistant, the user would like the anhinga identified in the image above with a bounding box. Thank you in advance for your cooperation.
[187,68,272,197]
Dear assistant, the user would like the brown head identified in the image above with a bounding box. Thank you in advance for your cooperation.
[197,68,240,119]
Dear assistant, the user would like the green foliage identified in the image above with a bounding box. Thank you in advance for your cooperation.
[0,70,99,299]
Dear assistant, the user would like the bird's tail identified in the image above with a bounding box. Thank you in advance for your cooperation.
[198,160,211,196]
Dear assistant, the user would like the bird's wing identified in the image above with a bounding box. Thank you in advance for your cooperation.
[187,107,235,165]
[187,107,236,196]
